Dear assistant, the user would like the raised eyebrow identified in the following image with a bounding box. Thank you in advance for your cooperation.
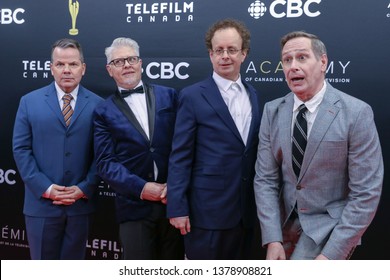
[282,48,309,57]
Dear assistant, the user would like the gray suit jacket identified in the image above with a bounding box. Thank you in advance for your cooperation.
[254,82,383,259]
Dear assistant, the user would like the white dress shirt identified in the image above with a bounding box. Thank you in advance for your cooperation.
[120,83,158,181]
[55,82,78,110]
[292,81,326,139]
[213,72,252,145]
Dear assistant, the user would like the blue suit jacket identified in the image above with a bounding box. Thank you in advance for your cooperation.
[93,83,177,223]
[13,82,103,217]
[167,76,261,230]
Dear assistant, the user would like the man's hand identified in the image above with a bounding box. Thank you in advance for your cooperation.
[315,254,329,260]
[160,185,167,204]
[170,216,191,235]
[50,184,85,205]
[141,182,166,203]
[266,242,286,260]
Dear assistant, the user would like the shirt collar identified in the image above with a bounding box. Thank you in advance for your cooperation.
[293,81,326,113]
[55,82,79,102]
[213,71,245,93]
[118,81,144,93]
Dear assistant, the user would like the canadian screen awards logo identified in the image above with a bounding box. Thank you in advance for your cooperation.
[68,0,79,35]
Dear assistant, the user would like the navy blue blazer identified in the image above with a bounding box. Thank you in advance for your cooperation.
[13,82,103,217]
[167,76,261,230]
[93,83,178,223]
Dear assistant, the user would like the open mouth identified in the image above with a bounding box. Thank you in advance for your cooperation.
[291,77,304,82]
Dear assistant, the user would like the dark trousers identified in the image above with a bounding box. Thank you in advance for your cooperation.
[184,221,264,260]
[25,214,91,260]
[119,204,184,260]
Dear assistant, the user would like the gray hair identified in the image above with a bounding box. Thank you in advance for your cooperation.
[104,37,140,63]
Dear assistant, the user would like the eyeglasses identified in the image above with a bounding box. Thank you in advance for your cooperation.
[109,56,140,67]
[212,48,242,56]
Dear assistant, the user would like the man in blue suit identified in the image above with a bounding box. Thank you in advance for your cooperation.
[13,38,103,259]
[93,37,183,259]
[254,31,383,259]
[167,19,263,259]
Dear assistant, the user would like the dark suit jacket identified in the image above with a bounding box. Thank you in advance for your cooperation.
[93,82,177,223]
[13,82,103,217]
[167,76,261,230]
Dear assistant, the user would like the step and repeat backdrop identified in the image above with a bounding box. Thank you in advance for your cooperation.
[1,0,389,259]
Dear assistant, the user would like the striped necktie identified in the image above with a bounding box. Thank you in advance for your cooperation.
[62,94,74,127]
[292,104,308,178]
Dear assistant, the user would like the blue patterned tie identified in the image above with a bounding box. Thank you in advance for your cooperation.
[292,104,308,178]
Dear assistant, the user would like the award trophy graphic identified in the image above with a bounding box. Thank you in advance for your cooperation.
[69,0,79,35]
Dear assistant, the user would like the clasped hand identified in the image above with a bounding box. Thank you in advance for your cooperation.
[141,182,167,204]
[49,184,85,205]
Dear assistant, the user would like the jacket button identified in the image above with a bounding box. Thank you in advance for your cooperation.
[296,185,302,190]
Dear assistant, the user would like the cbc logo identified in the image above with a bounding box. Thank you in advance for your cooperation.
[145,62,189,80]
[248,0,321,19]
[0,8,25,24]
[0,169,17,185]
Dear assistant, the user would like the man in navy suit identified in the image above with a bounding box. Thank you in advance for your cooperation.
[167,19,263,259]
[13,38,103,259]
[93,37,184,259]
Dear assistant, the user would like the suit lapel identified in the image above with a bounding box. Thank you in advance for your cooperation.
[243,82,259,149]
[70,86,88,128]
[144,83,155,142]
[299,86,340,180]
[201,78,243,144]
[112,90,150,142]
[45,83,68,128]
[44,83,90,129]
[279,94,295,178]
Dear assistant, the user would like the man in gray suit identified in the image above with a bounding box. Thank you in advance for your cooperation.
[254,31,383,260]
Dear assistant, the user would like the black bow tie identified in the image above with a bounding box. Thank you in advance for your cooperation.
[120,86,144,97]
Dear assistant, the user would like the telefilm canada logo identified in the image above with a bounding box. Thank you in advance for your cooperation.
[248,0,321,19]
[21,59,51,79]
[125,1,194,23]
